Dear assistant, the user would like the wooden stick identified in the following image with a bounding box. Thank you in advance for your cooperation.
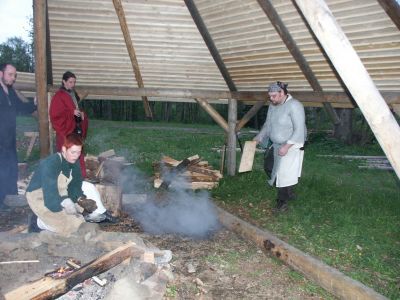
[5,242,143,300]
[95,161,105,178]
[0,260,40,265]
[66,259,107,287]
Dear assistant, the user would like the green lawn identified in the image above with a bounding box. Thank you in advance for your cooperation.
[17,117,400,299]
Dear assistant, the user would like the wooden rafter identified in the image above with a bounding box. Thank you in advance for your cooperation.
[294,0,400,179]
[184,0,236,92]
[257,0,340,125]
[377,0,400,30]
[112,0,153,120]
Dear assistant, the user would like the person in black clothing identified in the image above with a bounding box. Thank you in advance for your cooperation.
[0,63,36,208]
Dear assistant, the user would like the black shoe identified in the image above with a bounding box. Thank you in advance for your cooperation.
[28,214,42,233]
[102,211,118,223]
[272,200,288,214]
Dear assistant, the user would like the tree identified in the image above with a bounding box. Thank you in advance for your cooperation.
[0,37,34,72]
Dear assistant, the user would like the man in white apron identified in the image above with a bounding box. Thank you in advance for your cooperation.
[254,81,307,212]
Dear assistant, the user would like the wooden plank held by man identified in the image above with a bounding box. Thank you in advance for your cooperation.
[238,141,257,173]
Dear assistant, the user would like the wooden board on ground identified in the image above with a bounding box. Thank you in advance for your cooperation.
[238,141,257,173]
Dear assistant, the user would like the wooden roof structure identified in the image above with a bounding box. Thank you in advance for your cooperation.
[21,0,400,182]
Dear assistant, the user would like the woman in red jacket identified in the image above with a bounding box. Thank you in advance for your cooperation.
[49,71,89,177]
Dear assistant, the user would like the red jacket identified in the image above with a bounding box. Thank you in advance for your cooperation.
[49,88,88,145]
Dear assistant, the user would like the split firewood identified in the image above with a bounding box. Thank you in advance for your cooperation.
[66,259,107,287]
[154,154,222,190]
[190,182,218,190]
[95,160,105,178]
[0,260,39,265]
[159,155,201,189]
[4,242,144,300]
[186,166,222,180]
[98,149,116,161]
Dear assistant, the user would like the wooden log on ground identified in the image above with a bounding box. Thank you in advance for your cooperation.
[217,207,387,300]
[4,242,144,300]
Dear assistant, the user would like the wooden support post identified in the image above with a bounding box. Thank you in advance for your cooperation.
[112,0,153,120]
[227,98,237,176]
[294,0,400,180]
[195,98,228,132]
[377,0,400,30]
[33,0,50,158]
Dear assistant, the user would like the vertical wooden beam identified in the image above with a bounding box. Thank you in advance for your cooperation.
[33,0,50,158]
[112,0,153,120]
[257,0,340,125]
[194,98,228,132]
[227,98,237,176]
[377,0,400,30]
[184,0,236,92]
[45,4,53,85]
[294,0,400,179]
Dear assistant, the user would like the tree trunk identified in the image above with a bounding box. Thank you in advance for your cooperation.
[334,108,353,144]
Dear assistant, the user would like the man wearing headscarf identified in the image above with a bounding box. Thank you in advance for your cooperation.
[254,81,307,212]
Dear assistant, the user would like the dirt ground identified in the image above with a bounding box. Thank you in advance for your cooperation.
[0,205,330,300]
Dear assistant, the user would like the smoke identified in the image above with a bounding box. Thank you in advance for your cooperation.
[121,166,221,239]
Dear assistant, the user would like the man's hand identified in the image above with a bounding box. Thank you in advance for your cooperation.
[278,143,293,156]
[78,197,97,213]
[61,198,78,215]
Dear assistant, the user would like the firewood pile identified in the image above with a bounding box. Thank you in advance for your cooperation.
[153,155,223,190]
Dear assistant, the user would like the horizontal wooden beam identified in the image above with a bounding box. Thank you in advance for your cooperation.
[14,83,400,106]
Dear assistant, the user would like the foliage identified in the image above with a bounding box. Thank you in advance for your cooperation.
[0,37,33,72]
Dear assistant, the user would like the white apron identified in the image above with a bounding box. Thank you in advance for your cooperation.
[268,144,304,188]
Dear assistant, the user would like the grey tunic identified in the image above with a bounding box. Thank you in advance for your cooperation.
[255,95,306,187]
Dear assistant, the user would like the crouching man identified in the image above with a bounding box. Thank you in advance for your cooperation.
[26,133,117,235]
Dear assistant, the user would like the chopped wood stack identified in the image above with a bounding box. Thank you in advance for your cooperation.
[153,155,223,190]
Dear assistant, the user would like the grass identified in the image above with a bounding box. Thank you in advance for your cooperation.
[17,116,400,299]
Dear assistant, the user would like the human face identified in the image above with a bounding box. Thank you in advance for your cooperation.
[268,90,286,105]
[61,145,82,164]
[0,65,17,87]
[62,77,76,90]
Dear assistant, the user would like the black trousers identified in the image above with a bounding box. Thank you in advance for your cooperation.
[278,185,295,202]
[264,148,295,203]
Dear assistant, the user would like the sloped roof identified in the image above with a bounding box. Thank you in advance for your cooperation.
[42,0,399,96]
